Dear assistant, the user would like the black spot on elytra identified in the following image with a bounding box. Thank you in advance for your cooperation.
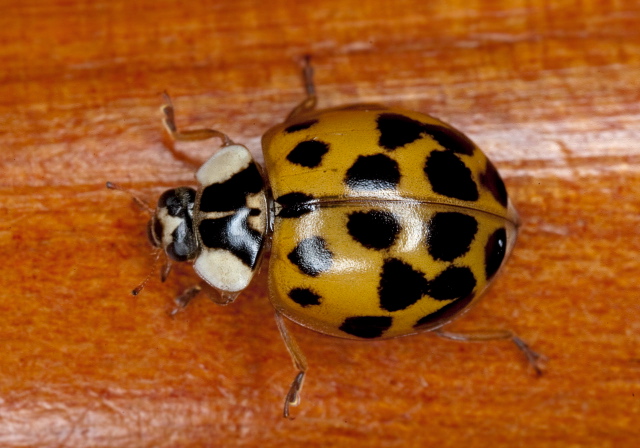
[288,288,322,307]
[424,150,479,201]
[376,113,475,155]
[284,119,319,134]
[422,124,475,156]
[378,258,430,312]
[339,316,393,339]
[287,236,333,277]
[276,192,317,218]
[485,228,507,280]
[347,210,401,250]
[344,154,400,191]
[480,160,508,207]
[249,208,261,216]
[199,208,263,268]
[413,293,475,331]
[377,113,426,150]
[426,212,478,261]
[286,140,330,168]
[199,163,264,212]
[426,266,476,301]
[377,259,477,312]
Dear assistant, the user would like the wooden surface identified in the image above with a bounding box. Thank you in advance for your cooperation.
[1,0,639,446]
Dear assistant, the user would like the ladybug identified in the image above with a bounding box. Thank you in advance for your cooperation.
[109,58,542,418]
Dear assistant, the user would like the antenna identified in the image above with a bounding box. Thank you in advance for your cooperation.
[106,181,154,215]
[106,181,171,294]
[131,249,163,296]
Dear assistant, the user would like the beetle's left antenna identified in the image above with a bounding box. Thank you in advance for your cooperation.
[106,181,154,215]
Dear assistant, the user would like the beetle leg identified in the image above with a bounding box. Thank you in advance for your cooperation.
[160,92,234,166]
[161,92,233,145]
[274,311,308,419]
[168,285,203,316]
[168,281,242,316]
[286,55,318,120]
[434,329,546,376]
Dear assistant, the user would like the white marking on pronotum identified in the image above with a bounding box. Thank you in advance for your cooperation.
[194,249,254,292]
[196,144,252,186]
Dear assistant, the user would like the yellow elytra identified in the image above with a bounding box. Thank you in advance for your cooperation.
[264,105,519,339]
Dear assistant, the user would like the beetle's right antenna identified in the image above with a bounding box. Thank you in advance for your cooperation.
[106,181,172,294]
[131,249,163,296]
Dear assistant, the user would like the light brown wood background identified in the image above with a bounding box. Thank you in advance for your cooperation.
[1,0,639,446]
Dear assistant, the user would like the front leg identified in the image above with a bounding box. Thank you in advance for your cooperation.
[160,93,234,167]
[168,282,239,316]
[162,93,233,145]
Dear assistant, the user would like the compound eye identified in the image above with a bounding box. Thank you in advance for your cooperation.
[147,218,163,248]
[166,241,193,262]
[166,220,198,262]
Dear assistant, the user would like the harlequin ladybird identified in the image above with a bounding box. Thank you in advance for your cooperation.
[109,58,542,418]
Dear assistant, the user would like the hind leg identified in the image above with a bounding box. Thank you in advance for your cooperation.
[274,311,309,419]
[286,55,318,120]
[435,329,546,375]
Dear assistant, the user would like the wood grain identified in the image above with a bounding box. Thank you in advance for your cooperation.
[1,0,639,446]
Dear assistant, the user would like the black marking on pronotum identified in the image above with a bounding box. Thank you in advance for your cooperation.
[286,140,330,168]
[199,163,264,213]
[287,236,333,277]
[426,212,478,261]
[284,119,319,134]
[424,150,479,201]
[199,208,263,268]
[288,288,322,307]
[485,227,507,280]
[480,159,509,207]
[276,192,317,218]
[339,315,393,339]
[376,113,476,155]
[344,154,400,191]
[347,210,401,250]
